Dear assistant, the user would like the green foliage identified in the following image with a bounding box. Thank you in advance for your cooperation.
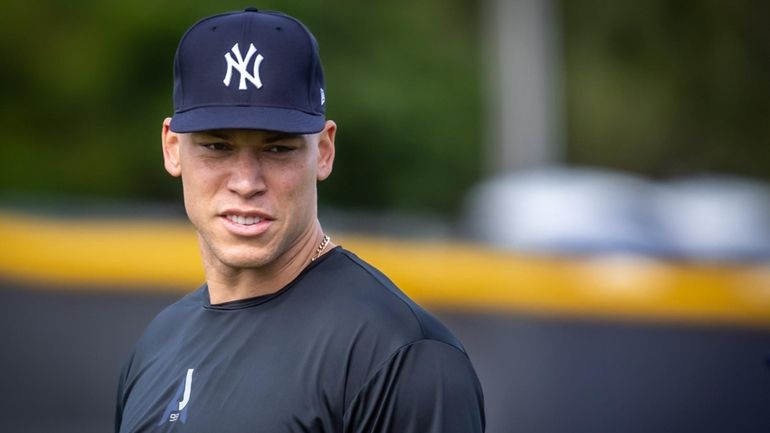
[2,0,768,215]
[0,0,482,212]
[563,0,770,179]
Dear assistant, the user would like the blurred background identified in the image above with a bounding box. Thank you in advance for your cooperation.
[1,1,769,432]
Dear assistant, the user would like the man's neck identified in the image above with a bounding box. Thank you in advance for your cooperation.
[201,227,334,305]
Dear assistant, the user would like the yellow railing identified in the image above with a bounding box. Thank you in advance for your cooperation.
[1,210,769,327]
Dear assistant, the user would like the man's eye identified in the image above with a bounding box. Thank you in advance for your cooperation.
[266,145,293,153]
[203,143,230,151]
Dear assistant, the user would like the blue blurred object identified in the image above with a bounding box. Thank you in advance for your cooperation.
[463,167,664,255]
[654,176,770,261]
[463,167,770,262]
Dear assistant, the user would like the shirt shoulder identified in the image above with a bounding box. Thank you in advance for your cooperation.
[127,286,204,358]
[300,248,471,409]
[315,247,464,350]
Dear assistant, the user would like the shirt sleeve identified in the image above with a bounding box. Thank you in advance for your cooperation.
[343,339,485,433]
[114,353,134,433]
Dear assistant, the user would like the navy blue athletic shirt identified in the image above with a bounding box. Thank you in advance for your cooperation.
[116,247,485,432]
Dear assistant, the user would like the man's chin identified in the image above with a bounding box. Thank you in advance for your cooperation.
[218,252,274,270]
[207,241,275,269]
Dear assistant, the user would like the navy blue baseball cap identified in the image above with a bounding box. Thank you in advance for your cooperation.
[170,8,326,134]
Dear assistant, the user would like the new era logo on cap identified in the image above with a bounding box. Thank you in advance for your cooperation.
[170,8,326,134]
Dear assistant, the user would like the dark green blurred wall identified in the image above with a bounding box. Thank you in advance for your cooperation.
[1,1,767,214]
[563,0,770,179]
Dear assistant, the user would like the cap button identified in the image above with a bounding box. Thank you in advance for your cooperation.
[244,6,259,12]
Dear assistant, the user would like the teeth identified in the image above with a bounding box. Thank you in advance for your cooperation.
[227,215,263,225]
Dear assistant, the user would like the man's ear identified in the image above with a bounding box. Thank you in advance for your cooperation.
[161,118,182,177]
[317,120,336,181]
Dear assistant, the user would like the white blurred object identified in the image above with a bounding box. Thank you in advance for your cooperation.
[654,176,770,261]
[463,168,770,262]
[463,167,662,254]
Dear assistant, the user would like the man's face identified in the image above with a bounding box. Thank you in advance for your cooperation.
[161,119,336,272]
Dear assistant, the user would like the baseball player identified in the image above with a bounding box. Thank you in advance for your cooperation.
[115,8,485,433]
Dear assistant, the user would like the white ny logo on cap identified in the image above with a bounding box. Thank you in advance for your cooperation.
[223,43,264,90]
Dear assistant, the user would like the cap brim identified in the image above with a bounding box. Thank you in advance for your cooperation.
[170,106,325,134]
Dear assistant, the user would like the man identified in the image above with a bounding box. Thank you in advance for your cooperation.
[115,8,484,433]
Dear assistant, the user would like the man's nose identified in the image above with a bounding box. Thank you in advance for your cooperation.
[227,151,266,197]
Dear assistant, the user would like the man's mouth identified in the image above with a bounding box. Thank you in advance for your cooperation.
[225,215,264,226]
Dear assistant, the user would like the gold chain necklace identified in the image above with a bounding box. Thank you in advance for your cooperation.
[310,234,330,262]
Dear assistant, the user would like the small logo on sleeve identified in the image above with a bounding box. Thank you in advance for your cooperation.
[158,368,195,426]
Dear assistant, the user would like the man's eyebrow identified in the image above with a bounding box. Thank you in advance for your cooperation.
[191,130,301,143]
[194,131,229,140]
[264,132,301,143]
